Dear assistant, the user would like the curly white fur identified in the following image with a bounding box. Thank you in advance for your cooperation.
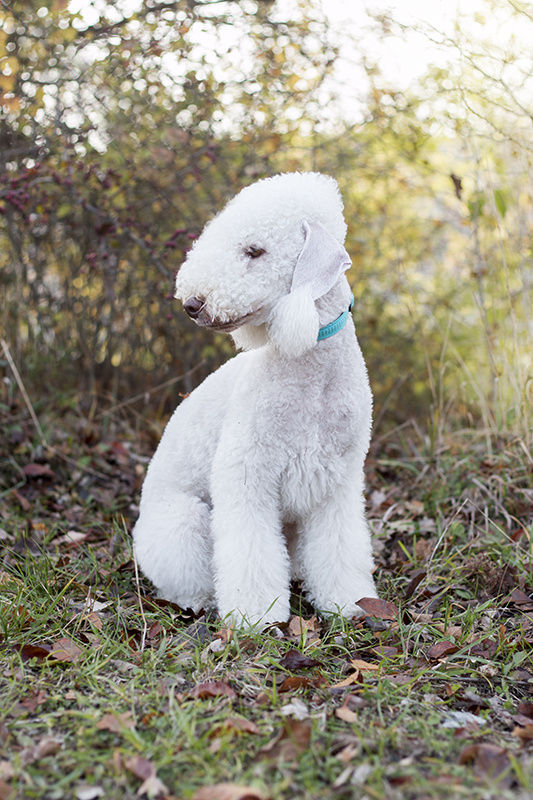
[133,172,378,627]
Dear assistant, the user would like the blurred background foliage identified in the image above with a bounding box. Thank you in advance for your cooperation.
[1,0,532,439]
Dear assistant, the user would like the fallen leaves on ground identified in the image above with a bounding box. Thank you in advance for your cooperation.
[97,712,136,734]
[189,681,236,700]
[192,784,266,800]
[278,649,320,671]
[427,640,459,660]
[20,735,62,765]
[17,643,51,661]
[260,718,312,762]
[332,658,380,688]
[458,743,514,786]
[356,597,399,619]
[49,637,84,663]
[210,717,260,737]
[0,762,13,780]
[22,463,56,479]
[54,530,89,546]
[125,756,168,798]
[512,722,533,741]
[0,779,12,800]
[335,705,358,723]
[20,689,47,713]
[286,615,321,643]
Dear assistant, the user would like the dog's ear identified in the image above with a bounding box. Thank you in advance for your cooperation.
[268,220,351,358]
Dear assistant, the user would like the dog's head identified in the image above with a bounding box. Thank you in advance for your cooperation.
[174,172,350,357]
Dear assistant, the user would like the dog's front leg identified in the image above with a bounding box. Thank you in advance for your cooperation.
[211,455,290,627]
[298,470,377,618]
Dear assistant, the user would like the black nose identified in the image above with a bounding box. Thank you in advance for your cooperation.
[183,296,204,319]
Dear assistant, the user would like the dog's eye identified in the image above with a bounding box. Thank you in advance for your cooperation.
[244,246,266,259]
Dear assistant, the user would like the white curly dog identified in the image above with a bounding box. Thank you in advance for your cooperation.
[133,172,377,626]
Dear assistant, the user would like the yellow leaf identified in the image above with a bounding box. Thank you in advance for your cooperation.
[350,659,379,672]
[335,706,358,723]
[0,74,15,91]
[331,672,359,689]
[1,93,19,111]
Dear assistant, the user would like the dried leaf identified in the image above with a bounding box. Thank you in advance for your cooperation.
[278,675,311,692]
[21,735,62,765]
[336,744,359,762]
[280,698,309,719]
[147,621,163,640]
[190,681,236,700]
[405,499,425,515]
[137,774,168,798]
[22,463,55,479]
[279,649,320,671]
[350,658,379,672]
[12,489,30,511]
[287,616,319,638]
[370,489,387,509]
[86,611,103,630]
[125,755,154,780]
[470,638,498,658]
[508,588,533,609]
[210,717,260,737]
[54,531,88,546]
[335,705,358,723]
[427,640,458,660]
[512,724,533,741]
[458,743,513,786]
[441,711,486,729]
[332,765,354,788]
[192,784,266,800]
[96,712,135,733]
[403,569,426,599]
[331,672,361,689]
[17,643,51,661]
[415,538,435,561]
[372,645,398,658]
[433,623,462,638]
[49,637,84,663]
[517,701,533,719]
[76,787,104,800]
[214,627,233,644]
[125,756,168,797]
[20,689,47,713]
[356,597,398,619]
[260,718,312,762]
[0,779,13,800]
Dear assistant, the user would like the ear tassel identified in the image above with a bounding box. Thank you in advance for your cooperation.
[267,219,351,359]
[267,285,319,359]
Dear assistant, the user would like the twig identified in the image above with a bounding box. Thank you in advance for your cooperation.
[0,0,22,23]
[1,338,48,448]
[1,338,110,480]
[129,520,148,653]
[100,359,207,417]
[426,498,469,569]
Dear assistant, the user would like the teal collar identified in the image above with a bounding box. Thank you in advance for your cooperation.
[317,295,354,342]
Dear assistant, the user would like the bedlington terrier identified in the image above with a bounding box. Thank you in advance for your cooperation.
[133,171,378,626]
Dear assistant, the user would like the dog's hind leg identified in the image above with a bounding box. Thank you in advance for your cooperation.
[133,492,214,612]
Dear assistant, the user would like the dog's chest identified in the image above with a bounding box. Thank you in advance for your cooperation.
[280,445,348,517]
[251,370,357,516]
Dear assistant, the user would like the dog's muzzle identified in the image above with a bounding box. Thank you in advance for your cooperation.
[182,296,259,332]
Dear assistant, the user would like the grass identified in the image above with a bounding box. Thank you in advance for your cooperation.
[0,393,532,800]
